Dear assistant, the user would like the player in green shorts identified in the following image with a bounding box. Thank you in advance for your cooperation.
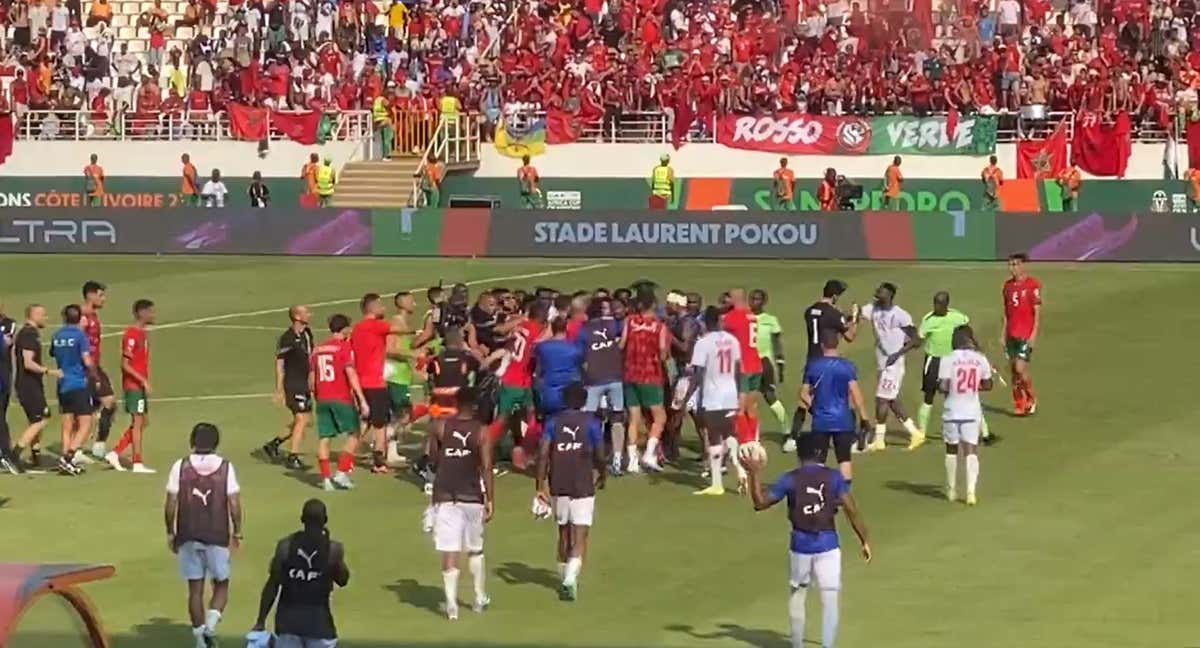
[623,382,664,408]
[124,389,148,414]
[317,401,359,439]
[311,314,369,491]
[497,385,535,416]
[750,289,789,430]
[917,291,992,443]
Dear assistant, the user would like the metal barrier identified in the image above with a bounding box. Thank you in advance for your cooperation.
[392,109,441,156]
[13,109,372,142]
[409,114,482,206]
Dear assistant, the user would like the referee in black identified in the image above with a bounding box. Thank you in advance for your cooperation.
[252,499,348,648]
[263,306,315,470]
[788,280,859,452]
[0,302,17,473]
[11,305,60,470]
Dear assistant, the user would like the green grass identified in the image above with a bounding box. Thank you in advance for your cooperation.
[2,256,1196,648]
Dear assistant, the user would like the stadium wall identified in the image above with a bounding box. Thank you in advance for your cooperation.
[1,208,1195,261]
[474,143,1176,180]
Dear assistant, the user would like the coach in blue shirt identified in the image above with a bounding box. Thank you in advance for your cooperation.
[800,329,871,486]
[535,318,583,417]
[50,304,95,474]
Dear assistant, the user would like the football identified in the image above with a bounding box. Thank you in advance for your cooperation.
[737,441,768,467]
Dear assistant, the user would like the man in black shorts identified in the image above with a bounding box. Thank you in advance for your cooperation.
[80,280,117,461]
[790,280,858,452]
[0,302,18,474]
[263,305,315,470]
[800,330,871,486]
[11,305,61,471]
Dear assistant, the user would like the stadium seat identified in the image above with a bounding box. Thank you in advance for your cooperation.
[174,26,193,40]
[127,39,147,52]
[111,13,128,27]
[118,25,137,39]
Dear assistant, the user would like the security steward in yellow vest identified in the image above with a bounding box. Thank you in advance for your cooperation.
[316,155,337,207]
[373,94,394,161]
[649,154,674,209]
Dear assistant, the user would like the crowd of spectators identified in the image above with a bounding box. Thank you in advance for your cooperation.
[1,0,1198,141]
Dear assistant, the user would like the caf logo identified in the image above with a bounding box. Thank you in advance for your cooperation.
[836,119,872,153]
[1151,190,1168,213]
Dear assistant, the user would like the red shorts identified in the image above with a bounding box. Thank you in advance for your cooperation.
[735,413,759,445]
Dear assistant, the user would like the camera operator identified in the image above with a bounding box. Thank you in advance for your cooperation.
[818,168,838,211]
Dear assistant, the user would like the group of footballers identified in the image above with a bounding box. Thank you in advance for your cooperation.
[0,281,156,477]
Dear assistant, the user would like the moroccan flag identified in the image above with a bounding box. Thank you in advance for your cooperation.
[1016,119,1068,179]
[228,103,268,141]
[1186,119,1200,170]
[271,110,322,145]
[1072,110,1132,177]
[0,112,13,166]
[545,109,580,144]
[672,97,695,150]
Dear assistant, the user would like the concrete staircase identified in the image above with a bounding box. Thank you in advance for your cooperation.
[329,158,422,208]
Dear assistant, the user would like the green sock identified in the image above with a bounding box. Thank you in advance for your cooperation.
[768,400,787,427]
[917,403,932,434]
[980,417,990,439]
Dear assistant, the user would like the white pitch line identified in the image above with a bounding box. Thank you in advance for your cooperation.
[96,263,612,339]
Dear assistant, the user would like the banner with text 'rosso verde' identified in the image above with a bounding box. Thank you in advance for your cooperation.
[715,114,997,156]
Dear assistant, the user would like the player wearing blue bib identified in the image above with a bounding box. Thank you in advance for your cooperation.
[534,319,583,417]
[742,433,871,648]
[50,304,95,475]
[800,330,871,486]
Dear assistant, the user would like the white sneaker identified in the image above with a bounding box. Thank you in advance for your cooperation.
[72,452,95,465]
[782,437,797,453]
[386,440,406,466]
[131,463,156,474]
[626,459,641,474]
[90,442,106,458]
[446,603,459,621]
[105,451,127,472]
[641,456,662,472]
[333,471,355,490]
[472,595,490,613]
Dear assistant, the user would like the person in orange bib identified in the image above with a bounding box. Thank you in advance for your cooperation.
[817,168,838,211]
[883,156,903,209]
[1186,166,1200,211]
[517,154,542,209]
[83,154,105,207]
[1057,163,1081,212]
[181,153,200,206]
[772,158,796,210]
[981,155,1003,210]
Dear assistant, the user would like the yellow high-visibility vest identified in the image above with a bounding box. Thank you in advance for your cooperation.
[372,96,390,125]
[316,164,335,196]
[439,96,459,118]
[651,165,672,198]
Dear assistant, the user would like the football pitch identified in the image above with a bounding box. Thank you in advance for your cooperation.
[2,255,1196,648]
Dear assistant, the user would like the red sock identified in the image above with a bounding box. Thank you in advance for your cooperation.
[337,451,354,473]
[132,453,142,464]
[319,458,332,479]
[1023,377,1035,400]
[411,403,429,420]
[486,420,504,442]
[112,428,133,455]
[524,417,543,445]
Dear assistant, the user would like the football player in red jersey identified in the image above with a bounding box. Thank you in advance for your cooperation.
[80,280,118,460]
[311,314,368,491]
[105,299,156,473]
[1000,253,1042,415]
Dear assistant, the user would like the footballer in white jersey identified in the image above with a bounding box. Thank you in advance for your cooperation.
[683,307,744,496]
[859,283,924,451]
[935,325,994,505]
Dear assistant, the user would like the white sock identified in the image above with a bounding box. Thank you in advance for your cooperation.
[724,435,738,457]
[734,456,747,481]
[819,588,840,648]
[708,448,723,489]
[557,562,567,580]
[610,423,625,457]
[966,454,980,495]
[625,445,637,467]
[874,423,886,443]
[902,418,921,435]
[386,424,397,440]
[564,556,583,586]
[788,585,807,648]
[643,437,659,461]
[468,554,486,601]
[944,454,958,492]
[442,568,459,608]
[203,609,221,634]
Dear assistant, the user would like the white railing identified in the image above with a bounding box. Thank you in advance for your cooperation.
[499,109,1176,145]
[13,109,372,142]
[410,115,482,207]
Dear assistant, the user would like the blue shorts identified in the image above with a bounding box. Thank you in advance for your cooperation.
[538,385,567,416]
[584,382,624,412]
[177,541,231,582]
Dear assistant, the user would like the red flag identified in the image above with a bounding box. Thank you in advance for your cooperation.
[0,112,13,166]
[1016,119,1068,179]
[228,103,268,141]
[270,110,322,145]
[945,107,959,140]
[1187,119,1200,169]
[545,109,580,144]
[671,96,695,150]
[1072,110,1132,177]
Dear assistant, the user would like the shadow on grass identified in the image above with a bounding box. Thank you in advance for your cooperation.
[983,403,1021,419]
[884,480,945,500]
[493,561,558,592]
[383,578,445,617]
[280,465,326,489]
[648,468,707,490]
[665,622,814,648]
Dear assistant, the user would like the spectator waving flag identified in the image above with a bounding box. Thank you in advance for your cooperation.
[495,117,547,158]
[228,104,269,141]
[1071,111,1132,178]
[270,110,323,145]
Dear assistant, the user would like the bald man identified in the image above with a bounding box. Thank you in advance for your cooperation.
[263,305,315,470]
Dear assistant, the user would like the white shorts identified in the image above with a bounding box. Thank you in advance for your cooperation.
[672,376,698,412]
[432,502,485,553]
[177,541,231,582]
[943,419,981,445]
[876,362,905,401]
[276,637,338,648]
[554,496,595,527]
[788,548,841,591]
